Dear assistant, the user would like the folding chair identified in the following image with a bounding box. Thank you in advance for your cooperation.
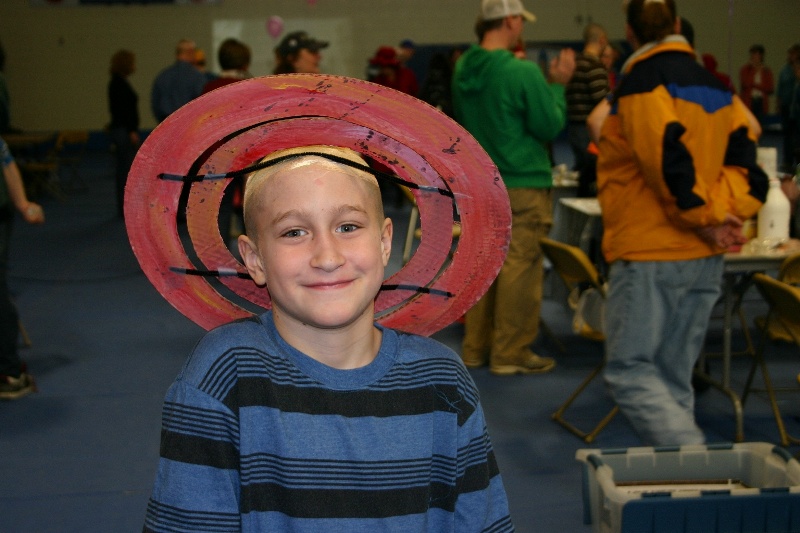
[56,130,90,192]
[753,252,800,343]
[540,236,618,443]
[777,252,800,285]
[16,133,65,201]
[742,273,800,446]
[18,130,90,199]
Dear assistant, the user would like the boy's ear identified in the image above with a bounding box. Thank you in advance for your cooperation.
[238,235,267,286]
[380,217,393,266]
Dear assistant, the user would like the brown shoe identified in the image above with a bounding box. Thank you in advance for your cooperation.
[490,353,556,376]
[461,353,488,369]
[0,371,37,400]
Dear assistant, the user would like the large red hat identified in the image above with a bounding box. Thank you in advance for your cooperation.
[125,74,510,336]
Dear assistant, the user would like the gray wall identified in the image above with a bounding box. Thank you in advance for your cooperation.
[1,0,798,131]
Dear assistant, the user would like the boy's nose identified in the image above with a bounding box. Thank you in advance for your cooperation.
[309,233,345,271]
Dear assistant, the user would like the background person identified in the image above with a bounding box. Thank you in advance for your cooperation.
[702,53,735,94]
[777,44,800,172]
[107,49,140,218]
[600,42,621,90]
[202,38,253,249]
[565,22,609,172]
[193,47,216,84]
[202,38,251,94]
[789,59,800,178]
[597,0,767,446]
[419,47,462,117]
[739,43,775,123]
[0,137,44,400]
[395,38,420,97]
[150,38,206,123]
[273,31,328,74]
[366,46,418,97]
[452,0,575,375]
[0,40,11,134]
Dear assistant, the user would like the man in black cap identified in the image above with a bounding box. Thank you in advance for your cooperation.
[273,31,329,74]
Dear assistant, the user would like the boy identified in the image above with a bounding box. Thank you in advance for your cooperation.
[143,145,514,532]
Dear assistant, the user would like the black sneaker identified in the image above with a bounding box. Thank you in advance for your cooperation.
[0,371,37,400]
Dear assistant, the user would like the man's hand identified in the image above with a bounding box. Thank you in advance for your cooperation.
[781,177,798,214]
[695,214,747,249]
[549,48,576,85]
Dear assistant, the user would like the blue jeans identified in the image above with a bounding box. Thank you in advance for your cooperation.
[603,256,724,446]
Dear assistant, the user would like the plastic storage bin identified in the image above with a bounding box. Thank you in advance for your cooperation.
[576,442,800,533]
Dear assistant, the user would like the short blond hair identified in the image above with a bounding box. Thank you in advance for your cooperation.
[243,146,383,239]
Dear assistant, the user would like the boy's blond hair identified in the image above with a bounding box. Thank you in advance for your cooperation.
[243,145,384,239]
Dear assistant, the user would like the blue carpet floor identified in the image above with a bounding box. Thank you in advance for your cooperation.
[0,149,798,532]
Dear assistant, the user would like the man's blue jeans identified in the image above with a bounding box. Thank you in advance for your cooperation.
[603,255,724,446]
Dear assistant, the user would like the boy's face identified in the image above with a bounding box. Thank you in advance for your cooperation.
[239,156,392,332]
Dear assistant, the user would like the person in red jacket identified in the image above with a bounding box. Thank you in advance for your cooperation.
[740,44,774,122]
[702,53,735,94]
[367,46,418,97]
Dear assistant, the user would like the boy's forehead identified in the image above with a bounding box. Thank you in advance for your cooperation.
[247,146,378,201]
[270,156,376,185]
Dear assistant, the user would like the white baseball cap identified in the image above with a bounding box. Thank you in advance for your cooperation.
[481,0,536,22]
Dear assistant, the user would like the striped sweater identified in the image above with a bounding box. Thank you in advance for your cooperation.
[144,312,514,533]
[565,52,610,122]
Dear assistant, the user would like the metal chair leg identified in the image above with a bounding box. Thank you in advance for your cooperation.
[551,360,619,443]
[402,205,419,265]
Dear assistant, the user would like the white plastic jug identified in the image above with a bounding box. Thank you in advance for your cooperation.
[757,178,791,242]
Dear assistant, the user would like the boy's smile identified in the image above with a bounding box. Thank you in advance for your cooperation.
[239,156,392,357]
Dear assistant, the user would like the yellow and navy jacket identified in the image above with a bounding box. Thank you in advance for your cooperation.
[597,36,768,263]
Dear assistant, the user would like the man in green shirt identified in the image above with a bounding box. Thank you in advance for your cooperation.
[452,0,574,375]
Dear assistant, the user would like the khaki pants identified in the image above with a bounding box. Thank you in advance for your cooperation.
[462,188,552,366]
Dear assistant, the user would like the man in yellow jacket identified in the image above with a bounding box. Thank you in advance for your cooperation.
[596,0,768,445]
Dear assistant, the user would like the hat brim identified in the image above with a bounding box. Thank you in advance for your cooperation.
[307,40,329,52]
[125,74,510,336]
[522,9,536,22]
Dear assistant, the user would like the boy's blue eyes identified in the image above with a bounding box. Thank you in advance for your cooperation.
[281,224,361,238]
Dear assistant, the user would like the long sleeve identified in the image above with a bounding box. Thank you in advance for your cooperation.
[619,83,766,229]
[453,387,515,533]
[521,63,568,144]
[144,379,242,533]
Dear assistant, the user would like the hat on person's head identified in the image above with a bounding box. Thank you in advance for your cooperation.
[399,39,416,50]
[275,31,329,57]
[369,46,400,67]
[124,74,511,337]
[481,0,536,22]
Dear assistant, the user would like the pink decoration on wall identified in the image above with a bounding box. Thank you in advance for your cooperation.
[266,16,284,39]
